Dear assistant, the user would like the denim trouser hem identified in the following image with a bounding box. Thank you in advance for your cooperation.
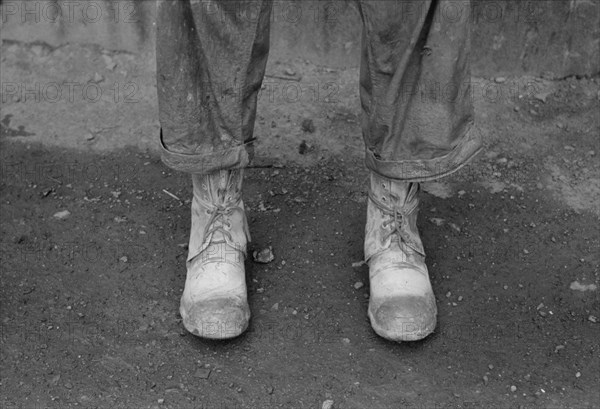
[365,125,484,183]
[160,130,250,175]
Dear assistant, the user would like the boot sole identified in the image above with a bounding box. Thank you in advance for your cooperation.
[368,308,436,342]
[180,303,250,340]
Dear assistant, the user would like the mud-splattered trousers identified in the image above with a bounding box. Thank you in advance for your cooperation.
[156,0,482,181]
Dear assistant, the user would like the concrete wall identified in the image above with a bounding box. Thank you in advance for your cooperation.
[1,0,599,77]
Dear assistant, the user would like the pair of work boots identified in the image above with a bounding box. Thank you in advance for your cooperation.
[179,170,436,342]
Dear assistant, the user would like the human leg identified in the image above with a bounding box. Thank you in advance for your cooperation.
[156,0,272,338]
[356,0,482,341]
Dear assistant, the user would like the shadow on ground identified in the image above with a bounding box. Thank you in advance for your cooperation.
[1,39,599,409]
[0,142,598,409]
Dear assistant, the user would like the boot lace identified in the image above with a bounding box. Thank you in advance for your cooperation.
[200,199,250,251]
[195,173,251,255]
[367,184,421,254]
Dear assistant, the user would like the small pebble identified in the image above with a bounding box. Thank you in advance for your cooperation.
[195,368,211,379]
[53,210,71,220]
[91,72,104,83]
[301,119,315,133]
[341,338,350,344]
[253,246,274,264]
[575,372,581,378]
[510,385,517,392]
[430,217,445,226]
[588,315,597,323]
[298,140,309,155]
[102,54,117,70]
[449,223,461,233]
[322,399,334,409]
[353,281,364,290]
[494,77,506,83]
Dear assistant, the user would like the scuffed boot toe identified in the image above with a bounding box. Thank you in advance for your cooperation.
[179,170,252,340]
[365,173,439,343]
[368,295,437,342]
[180,297,250,339]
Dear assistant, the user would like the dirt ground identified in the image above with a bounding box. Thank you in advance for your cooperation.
[1,41,599,409]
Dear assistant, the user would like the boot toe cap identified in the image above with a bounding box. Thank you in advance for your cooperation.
[369,295,437,342]
[180,298,250,339]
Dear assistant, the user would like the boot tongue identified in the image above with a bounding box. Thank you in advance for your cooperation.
[389,184,424,256]
[211,173,239,243]
[368,174,425,257]
[189,171,249,263]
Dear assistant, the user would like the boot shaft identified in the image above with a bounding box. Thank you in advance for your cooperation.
[365,172,425,261]
[188,170,250,263]
[192,169,244,204]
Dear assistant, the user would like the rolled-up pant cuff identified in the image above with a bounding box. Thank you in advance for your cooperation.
[160,130,251,175]
[365,126,484,183]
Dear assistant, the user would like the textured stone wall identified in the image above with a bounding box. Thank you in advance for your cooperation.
[1,0,598,77]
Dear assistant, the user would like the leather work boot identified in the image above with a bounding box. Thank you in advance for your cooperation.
[365,172,437,342]
[180,169,251,339]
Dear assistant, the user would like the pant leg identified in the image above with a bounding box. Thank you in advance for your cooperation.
[356,0,482,182]
[156,0,272,175]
